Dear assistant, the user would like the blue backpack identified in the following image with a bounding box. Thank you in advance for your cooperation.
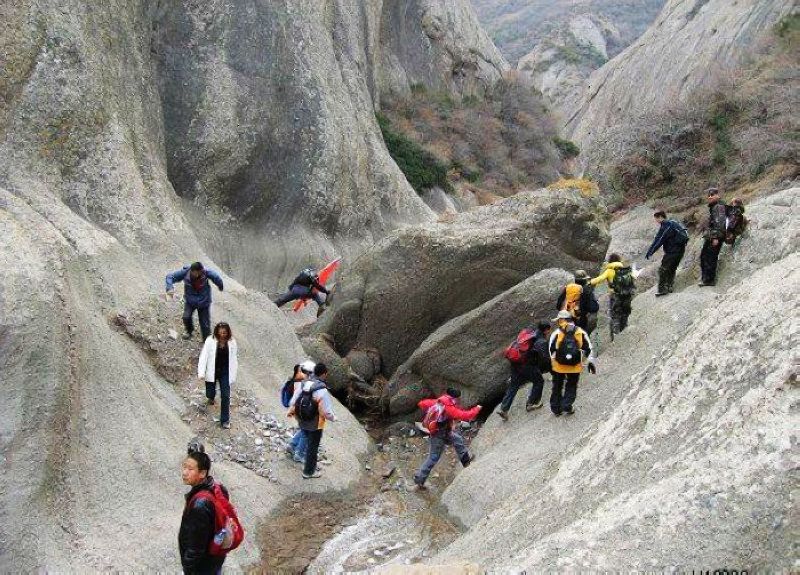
[280,379,294,408]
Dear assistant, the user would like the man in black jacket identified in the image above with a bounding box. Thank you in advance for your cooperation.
[497,321,552,420]
[179,447,226,574]
[273,267,330,309]
[698,189,728,287]
[646,211,690,296]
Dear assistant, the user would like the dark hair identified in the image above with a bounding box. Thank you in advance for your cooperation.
[653,210,666,219]
[705,187,720,197]
[190,261,204,271]
[608,253,621,263]
[314,363,328,377]
[446,387,461,398]
[214,322,232,340]
[187,442,211,473]
[537,321,551,332]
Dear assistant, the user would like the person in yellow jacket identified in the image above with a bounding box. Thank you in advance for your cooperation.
[589,253,636,340]
[548,310,596,416]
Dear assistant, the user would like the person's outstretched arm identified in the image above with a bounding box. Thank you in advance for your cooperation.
[206,269,224,292]
[166,267,188,293]
[645,223,668,259]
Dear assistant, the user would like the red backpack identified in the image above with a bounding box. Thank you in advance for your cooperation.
[422,401,448,435]
[504,328,536,364]
[190,482,245,556]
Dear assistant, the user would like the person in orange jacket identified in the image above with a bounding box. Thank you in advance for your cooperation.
[548,310,596,416]
[413,388,481,489]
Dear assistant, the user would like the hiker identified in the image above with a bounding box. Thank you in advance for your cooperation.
[273,267,330,309]
[548,310,596,416]
[198,322,238,430]
[284,360,316,463]
[698,188,728,287]
[497,321,552,420]
[557,270,599,334]
[287,363,337,479]
[645,210,690,296]
[724,198,748,247]
[590,253,636,339]
[413,388,481,489]
[166,262,224,340]
[179,442,242,574]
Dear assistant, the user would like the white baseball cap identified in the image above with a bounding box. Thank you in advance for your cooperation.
[300,360,316,374]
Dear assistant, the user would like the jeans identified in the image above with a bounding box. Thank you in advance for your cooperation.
[500,364,545,412]
[550,372,579,414]
[700,239,722,284]
[414,430,470,486]
[183,303,211,339]
[609,294,632,339]
[274,285,326,307]
[205,372,230,425]
[302,429,323,476]
[658,246,685,293]
[289,429,308,459]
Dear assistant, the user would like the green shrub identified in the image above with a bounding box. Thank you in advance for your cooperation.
[553,137,580,159]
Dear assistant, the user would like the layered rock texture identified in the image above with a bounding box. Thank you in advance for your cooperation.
[433,187,799,570]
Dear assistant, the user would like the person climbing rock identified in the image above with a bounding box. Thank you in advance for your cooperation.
[724,198,748,247]
[548,310,596,416]
[288,363,337,479]
[179,443,230,574]
[497,321,552,420]
[273,267,330,309]
[166,261,224,340]
[413,388,481,489]
[590,253,636,339]
[698,188,728,287]
[284,360,316,463]
[645,210,690,296]
[198,322,238,430]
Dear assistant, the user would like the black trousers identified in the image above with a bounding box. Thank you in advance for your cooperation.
[500,364,545,412]
[302,429,323,475]
[609,294,632,337]
[700,239,722,284]
[658,246,685,292]
[550,372,579,414]
[183,303,211,339]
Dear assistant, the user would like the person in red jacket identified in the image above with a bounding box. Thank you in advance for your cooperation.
[413,388,482,489]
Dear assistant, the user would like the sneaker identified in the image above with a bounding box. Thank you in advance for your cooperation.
[698,281,715,287]
[182,332,193,340]
[497,409,509,421]
[525,401,543,412]
[302,470,322,479]
[655,291,668,297]
[221,422,231,429]
[564,407,575,416]
[293,455,304,464]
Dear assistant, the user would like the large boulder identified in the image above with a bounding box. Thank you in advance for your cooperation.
[315,188,610,375]
[386,268,572,416]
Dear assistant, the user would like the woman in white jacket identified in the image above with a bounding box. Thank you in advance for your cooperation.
[198,322,238,429]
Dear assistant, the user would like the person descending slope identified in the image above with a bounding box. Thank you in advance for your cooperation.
[645,210,690,297]
[273,267,330,309]
[590,253,636,340]
[698,188,728,287]
[198,322,238,429]
[166,261,224,340]
[414,388,481,490]
[288,363,337,479]
[283,360,316,463]
[497,321,552,420]
[548,310,596,416]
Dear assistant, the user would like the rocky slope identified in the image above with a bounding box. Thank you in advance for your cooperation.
[432,187,799,570]
[565,0,796,166]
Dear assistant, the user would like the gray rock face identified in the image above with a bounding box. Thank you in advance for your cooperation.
[385,268,572,416]
[433,187,799,570]
[316,189,610,375]
[565,0,795,165]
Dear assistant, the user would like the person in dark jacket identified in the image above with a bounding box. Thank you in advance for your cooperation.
[497,321,552,420]
[698,189,728,286]
[646,211,690,296]
[166,262,224,340]
[179,445,226,574]
[273,267,330,309]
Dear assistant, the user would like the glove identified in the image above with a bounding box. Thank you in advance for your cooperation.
[587,362,596,375]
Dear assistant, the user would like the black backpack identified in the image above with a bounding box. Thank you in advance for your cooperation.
[580,284,600,314]
[610,266,636,298]
[555,325,582,366]
[296,382,325,422]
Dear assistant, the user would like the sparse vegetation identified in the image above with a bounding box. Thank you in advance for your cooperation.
[548,177,599,197]
[553,137,581,159]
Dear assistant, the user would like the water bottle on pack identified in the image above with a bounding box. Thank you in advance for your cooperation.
[214,528,228,547]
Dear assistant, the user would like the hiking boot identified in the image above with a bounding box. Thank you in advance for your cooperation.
[553,411,563,417]
[496,409,509,421]
[525,401,543,412]
[564,407,575,416]
[302,470,322,479]
[413,478,427,490]
[206,398,215,406]
[460,453,474,467]
[221,421,231,429]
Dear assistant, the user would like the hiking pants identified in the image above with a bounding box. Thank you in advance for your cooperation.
[414,431,469,485]
[550,372,579,414]
[205,372,230,425]
[659,246,685,293]
[289,429,308,459]
[609,294,632,337]
[274,284,325,307]
[700,239,722,284]
[302,428,323,476]
[184,303,211,339]
[500,364,545,412]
